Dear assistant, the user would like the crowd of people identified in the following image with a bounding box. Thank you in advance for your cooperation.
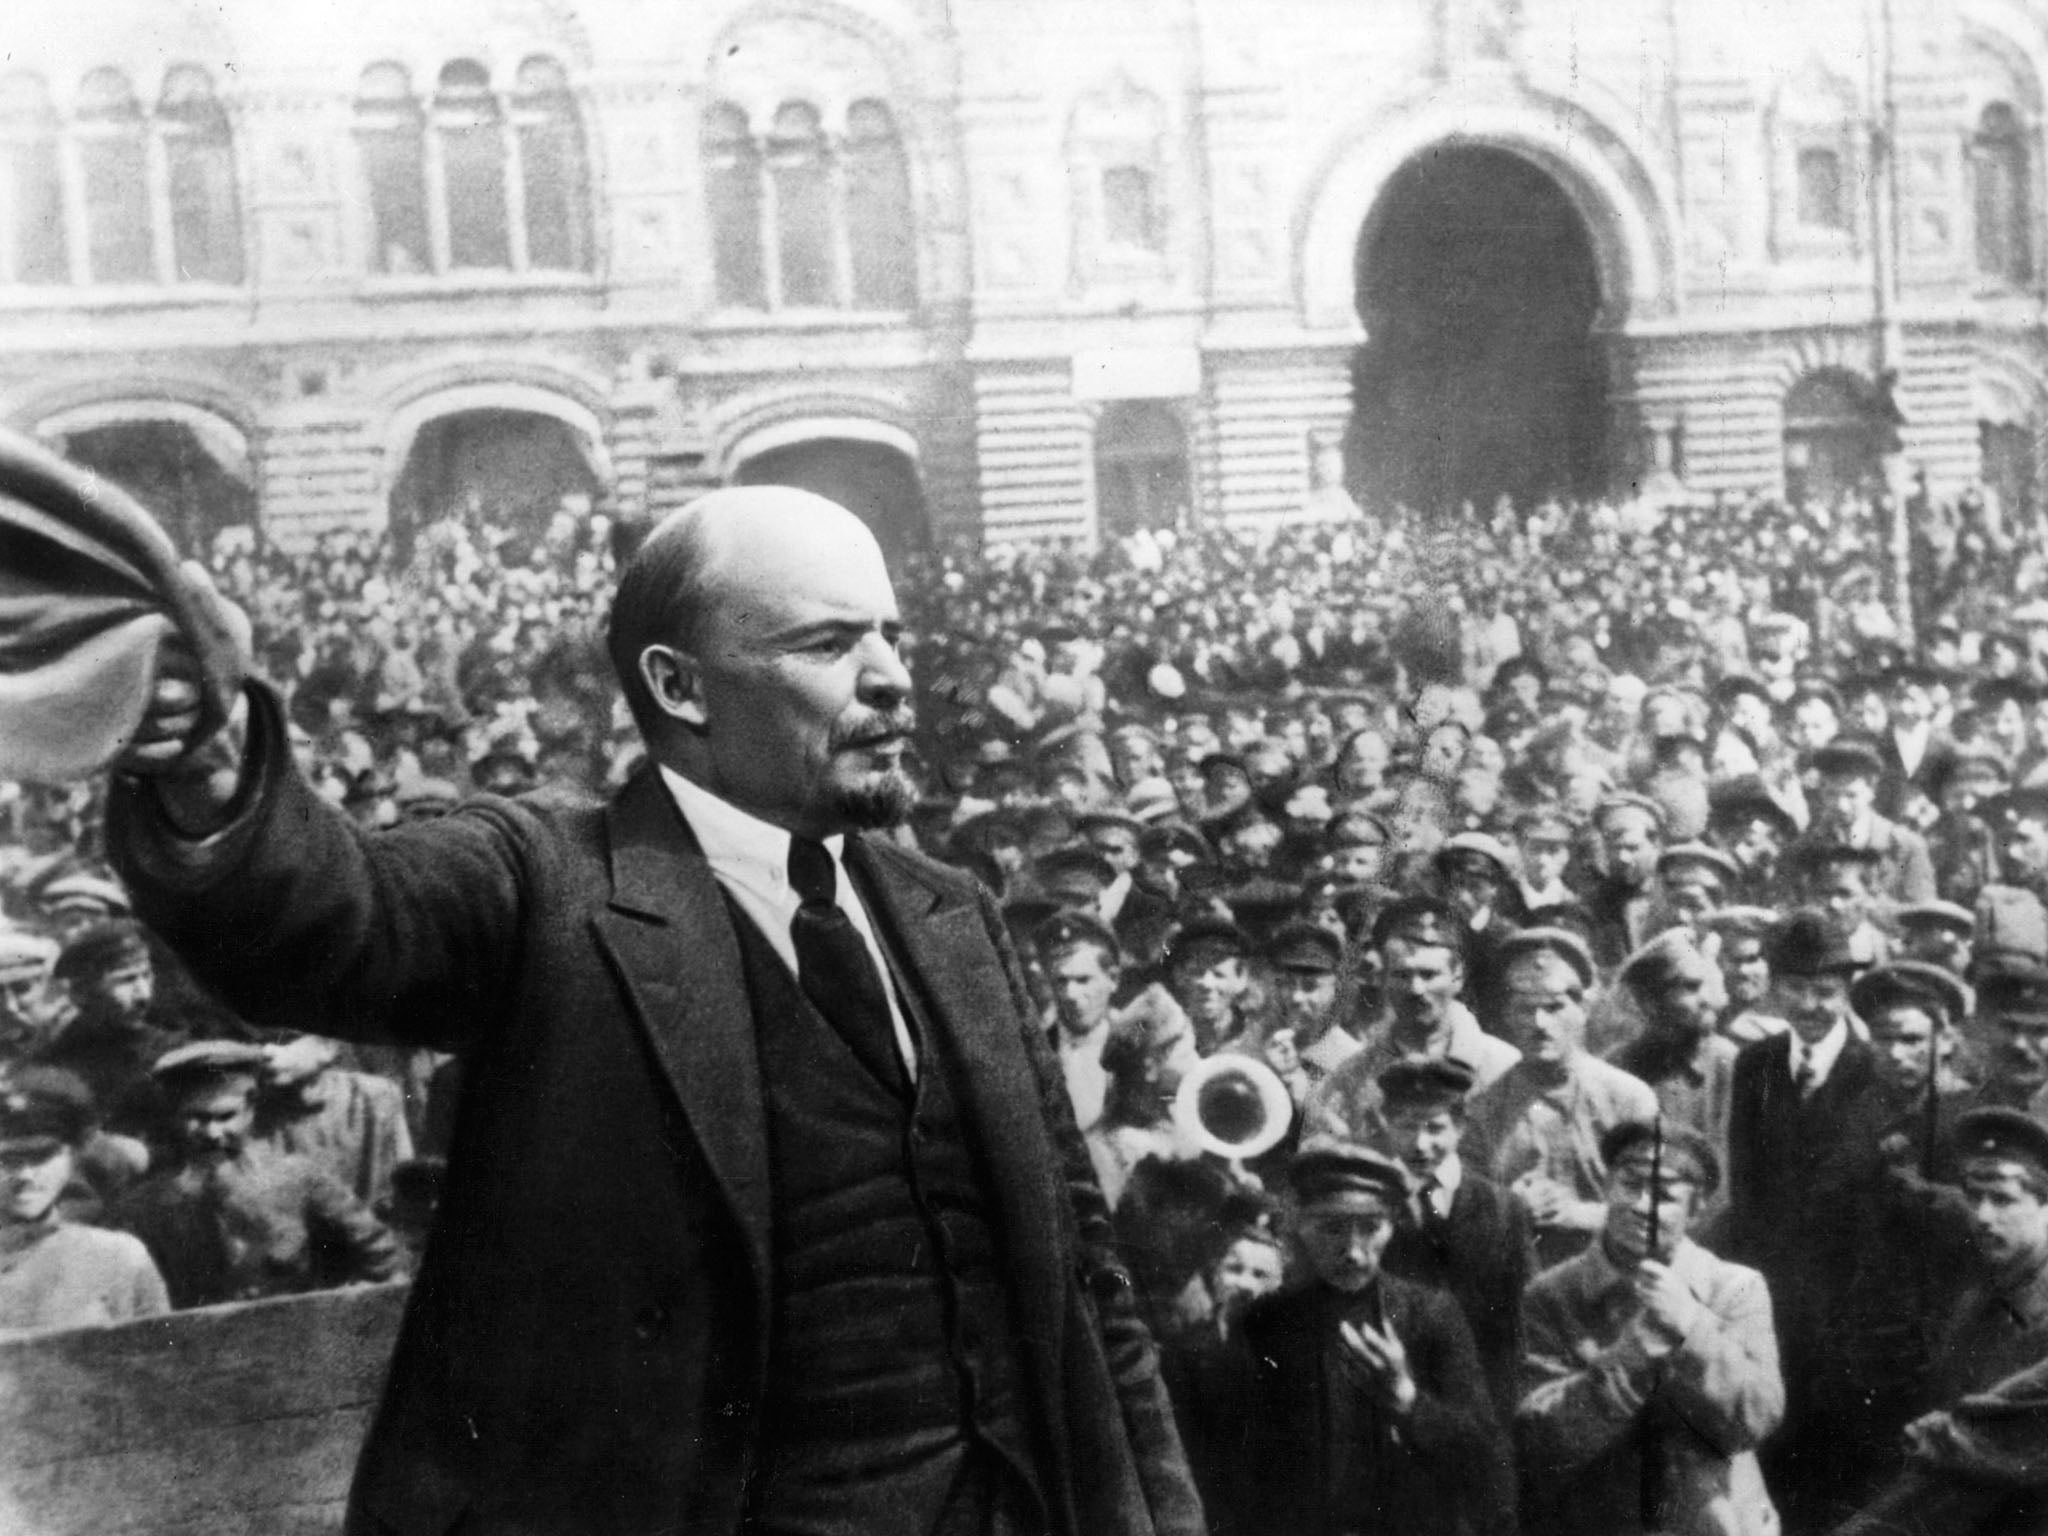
[9,476,2048,1533]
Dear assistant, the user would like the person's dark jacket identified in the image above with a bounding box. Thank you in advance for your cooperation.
[109,684,1204,1536]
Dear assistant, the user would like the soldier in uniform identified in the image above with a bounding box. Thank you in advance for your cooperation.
[1518,1122,1784,1536]
[0,1066,168,1336]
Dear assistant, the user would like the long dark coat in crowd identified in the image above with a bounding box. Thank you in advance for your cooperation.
[108,687,1202,1536]
[1238,1275,1516,1536]
[1381,1167,1537,1422]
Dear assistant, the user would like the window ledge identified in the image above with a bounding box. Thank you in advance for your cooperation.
[354,271,602,299]
[696,306,919,330]
[0,283,248,312]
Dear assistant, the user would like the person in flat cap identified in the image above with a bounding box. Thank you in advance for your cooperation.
[1707,777,1801,907]
[1725,909,1894,1520]
[1512,804,1578,916]
[1974,961,2048,1117]
[1373,1055,1534,1422]
[1815,958,1992,1519]
[1925,744,2008,909]
[1612,928,1740,1164]
[0,1064,169,1336]
[1162,915,1255,1056]
[1896,900,1977,979]
[1034,843,1118,915]
[1302,895,1521,1145]
[1229,1140,1514,1536]
[1519,1119,1784,1536]
[1587,793,1668,971]
[1790,841,1893,968]
[32,869,133,945]
[1257,920,1357,1099]
[1433,831,1521,1007]
[1653,841,1741,936]
[37,920,186,1141]
[1792,734,1938,910]
[1324,809,1393,889]
[1037,910,1127,1137]
[1701,905,1792,1047]
[0,926,60,1060]
[1467,929,1659,1268]
[1880,661,1958,824]
[1911,1108,2048,1441]
[109,1041,401,1308]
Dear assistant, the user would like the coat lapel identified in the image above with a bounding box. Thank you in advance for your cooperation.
[591,770,772,1310]
[847,838,1070,1346]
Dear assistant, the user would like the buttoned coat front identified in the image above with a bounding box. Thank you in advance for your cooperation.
[110,690,1202,1536]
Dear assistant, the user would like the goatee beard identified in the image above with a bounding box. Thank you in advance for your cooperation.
[830,767,919,830]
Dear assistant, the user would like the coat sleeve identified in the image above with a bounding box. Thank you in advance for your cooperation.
[976,880,1208,1536]
[302,1165,405,1286]
[107,683,533,1053]
[1402,1293,1518,1536]
[1655,1265,1785,1455]
[1518,1274,1656,1476]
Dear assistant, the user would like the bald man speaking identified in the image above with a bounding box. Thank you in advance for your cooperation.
[106,489,1204,1536]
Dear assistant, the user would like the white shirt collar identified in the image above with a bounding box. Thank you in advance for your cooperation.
[1790,1015,1851,1087]
[660,766,842,890]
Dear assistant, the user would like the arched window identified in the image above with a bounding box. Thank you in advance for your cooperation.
[844,100,914,309]
[158,66,241,284]
[0,73,65,284]
[1101,165,1160,251]
[356,63,429,274]
[1796,146,1848,231]
[435,61,509,270]
[1094,401,1189,536]
[512,57,590,272]
[768,102,832,306]
[698,96,916,314]
[76,68,152,283]
[355,58,593,280]
[1974,103,2032,285]
[703,102,765,307]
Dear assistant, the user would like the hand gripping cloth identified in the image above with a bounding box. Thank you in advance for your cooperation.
[0,428,239,781]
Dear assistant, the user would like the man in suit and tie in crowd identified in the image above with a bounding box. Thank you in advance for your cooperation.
[1723,909,1892,1530]
[103,487,1203,1536]
[1374,1054,1535,1422]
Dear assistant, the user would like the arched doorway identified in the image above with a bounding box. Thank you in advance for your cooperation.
[390,408,601,560]
[1782,371,1883,507]
[1093,401,1189,537]
[733,438,928,557]
[1349,145,1607,514]
[53,417,255,554]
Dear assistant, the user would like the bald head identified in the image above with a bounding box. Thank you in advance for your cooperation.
[609,487,886,739]
[607,486,917,835]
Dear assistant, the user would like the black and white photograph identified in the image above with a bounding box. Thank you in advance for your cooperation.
[5,1,2048,1533]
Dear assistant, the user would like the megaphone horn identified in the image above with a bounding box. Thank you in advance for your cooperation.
[1173,1051,1294,1162]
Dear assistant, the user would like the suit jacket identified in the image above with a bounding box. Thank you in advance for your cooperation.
[1381,1168,1536,1422]
[1723,1031,1891,1342]
[109,687,1203,1536]
[1239,1274,1516,1536]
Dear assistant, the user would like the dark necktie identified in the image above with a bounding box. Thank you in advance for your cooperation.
[788,835,906,1094]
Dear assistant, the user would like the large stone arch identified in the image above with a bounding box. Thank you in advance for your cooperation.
[375,370,615,502]
[711,387,929,554]
[1297,86,1682,334]
[711,386,923,481]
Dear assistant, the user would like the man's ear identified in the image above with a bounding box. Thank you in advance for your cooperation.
[639,644,708,730]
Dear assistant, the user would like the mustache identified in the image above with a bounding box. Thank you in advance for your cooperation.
[830,710,917,751]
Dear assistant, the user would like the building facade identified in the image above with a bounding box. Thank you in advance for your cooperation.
[2,0,2047,552]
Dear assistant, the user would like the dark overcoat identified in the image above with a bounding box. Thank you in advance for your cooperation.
[109,688,1203,1536]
